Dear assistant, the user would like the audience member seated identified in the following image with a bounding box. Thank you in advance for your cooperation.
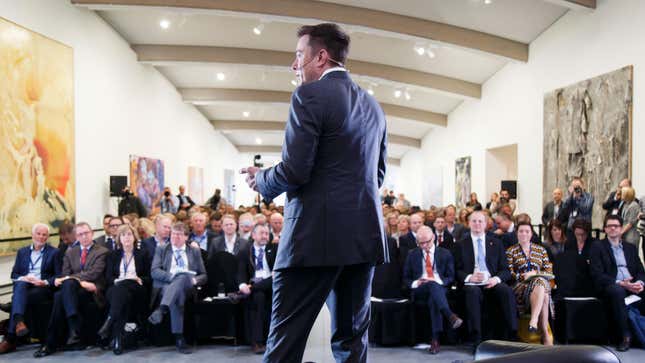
[589,215,645,352]
[210,214,249,256]
[57,221,78,265]
[403,226,463,355]
[95,214,113,247]
[433,214,455,252]
[148,222,207,354]
[384,212,398,238]
[542,188,564,226]
[566,219,594,257]
[0,224,61,354]
[118,186,147,217]
[458,208,471,226]
[238,213,254,240]
[543,219,567,260]
[602,178,632,217]
[141,215,171,257]
[467,193,483,211]
[486,192,499,215]
[391,214,410,248]
[398,214,423,268]
[160,186,180,214]
[560,177,594,235]
[188,212,215,261]
[424,209,437,228]
[445,205,466,241]
[395,193,412,210]
[206,188,223,211]
[506,221,554,346]
[99,224,151,355]
[269,212,283,245]
[619,186,641,249]
[97,216,124,251]
[35,222,110,358]
[498,189,517,215]
[236,224,277,354]
[136,217,155,240]
[207,212,223,237]
[177,185,196,212]
[454,211,518,346]
[493,212,516,249]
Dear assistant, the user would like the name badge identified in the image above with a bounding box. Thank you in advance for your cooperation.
[572,210,578,217]
[612,209,619,215]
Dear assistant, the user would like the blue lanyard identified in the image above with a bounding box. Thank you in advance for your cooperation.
[174,251,184,267]
[30,250,43,270]
[521,244,533,271]
[122,253,134,275]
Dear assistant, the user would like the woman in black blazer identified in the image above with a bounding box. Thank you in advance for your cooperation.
[99,224,151,355]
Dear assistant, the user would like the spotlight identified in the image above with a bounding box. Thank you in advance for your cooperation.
[159,19,170,29]
[242,111,250,118]
[414,46,425,56]
[404,91,411,101]
[253,23,264,35]
[216,72,226,81]
[394,90,402,98]
[367,88,374,96]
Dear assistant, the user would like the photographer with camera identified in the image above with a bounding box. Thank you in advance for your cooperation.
[560,177,594,235]
[118,186,147,217]
[602,178,632,217]
[160,186,179,214]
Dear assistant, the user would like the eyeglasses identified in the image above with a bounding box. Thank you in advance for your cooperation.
[77,231,92,237]
[417,240,433,246]
[109,224,122,228]
[605,224,622,228]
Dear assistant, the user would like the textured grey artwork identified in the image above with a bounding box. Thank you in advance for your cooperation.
[455,156,471,208]
[543,66,632,228]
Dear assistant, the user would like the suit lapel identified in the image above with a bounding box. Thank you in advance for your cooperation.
[465,237,475,271]
[485,239,495,272]
[163,245,173,271]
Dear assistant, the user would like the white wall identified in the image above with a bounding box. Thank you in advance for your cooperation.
[400,0,645,224]
[0,0,240,229]
[485,144,517,201]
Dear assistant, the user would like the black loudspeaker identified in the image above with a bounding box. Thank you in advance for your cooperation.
[501,180,517,199]
[110,176,127,197]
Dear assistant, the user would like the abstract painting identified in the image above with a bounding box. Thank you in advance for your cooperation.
[0,17,75,239]
[455,157,471,208]
[129,155,164,214]
[543,66,632,228]
[188,166,204,205]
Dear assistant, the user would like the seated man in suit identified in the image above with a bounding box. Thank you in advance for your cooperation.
[141,214,171,258]
[433,214,455,252]
[398,213,424,269]
[445,205,466,241]
[34,222,109,358]
[207,212,224,238]
[237,224,277,354]
[493,212,517,249]
[209,214,249,256]
[590,214,645,352]
[0,224,61,354]
[269,212,283,245]
[148,222,207,354]
[403,226,462,355]
[238,213,254,240]
[188,212,216,262]
[96,216,124,251]
[94,214,114,248]
[454,211,518,346]
[177,185,196,212]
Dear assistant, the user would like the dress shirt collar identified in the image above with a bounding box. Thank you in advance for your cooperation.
[470,233,485,243]
[319,67,346,80]
[172,245,186,253]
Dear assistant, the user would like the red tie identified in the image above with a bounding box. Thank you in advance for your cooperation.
[438,234,443,245]
[81,248,88,267]
[425,252,435,278]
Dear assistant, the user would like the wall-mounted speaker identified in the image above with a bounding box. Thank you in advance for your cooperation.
[110,176,127,197]
[500,180,517,199]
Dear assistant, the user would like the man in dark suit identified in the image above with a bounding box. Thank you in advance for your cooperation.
[601,178,632,217]
[433,215,455,252]
[236,224,277,354]
[209,214,249,256]
[177,185,196,212]
[398,214,424,269]
[590,215,645,351]
[403,226,462,355]
[94,214,114,248]
[241,23,388,363]
[188,212,216,263]
[148,222,207,354]
[445,205,466,241]
[34,222,110,358]
[96,216,123,251]
[0,224,61,354]
[541,188,563,226]
[454,211,517,346]
[140,215,171,258]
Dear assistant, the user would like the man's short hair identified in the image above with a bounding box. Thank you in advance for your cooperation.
[571,219,591,234]
[32,223,50,235]
[103,214,114,221]
[210,211,223,222]
[498,212,513,222]
[604,214,623,227]
[59,220,75,234]
[75,222,92,232]
[109,216,124,225]
[467,210,486,221]
[297,23,350,65]
[252,223,269,235]
[171,222,190,236]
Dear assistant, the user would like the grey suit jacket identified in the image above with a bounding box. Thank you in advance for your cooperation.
[151,243,207,289]
[62,242,110,293]
[209,234,249,256]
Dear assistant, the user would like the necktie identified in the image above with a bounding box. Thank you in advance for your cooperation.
[256,248,264,271]
[476,238,487,272]
[175,250,185,269]
[424,252,434,278]
[80,248,88,268]
[438,234,443,245]
[107,237,114,250]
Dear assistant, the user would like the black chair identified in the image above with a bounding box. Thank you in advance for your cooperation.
[475,340,619,363]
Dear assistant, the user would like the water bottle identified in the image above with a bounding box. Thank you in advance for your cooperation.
[217,282,225,298]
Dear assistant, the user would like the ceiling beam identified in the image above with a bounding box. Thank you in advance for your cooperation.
[133,44,481,99]
[181,88,447,127]
[387,158,401,167]
[237,145,282,154]
[73,0,528,62]
[544,0,596,10]
[212,120,421,148]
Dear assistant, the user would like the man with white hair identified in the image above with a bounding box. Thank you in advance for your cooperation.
[269,213,284,244]
[238,213,254,240]
[141,215,172,257]
[0,224,61,354]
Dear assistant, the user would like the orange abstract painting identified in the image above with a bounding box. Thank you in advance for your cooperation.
[0,17,75,239]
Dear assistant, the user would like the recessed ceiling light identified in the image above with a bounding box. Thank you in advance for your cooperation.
[216,72,226,81]
[367,88,374,96]
[290,79,298,86]
[414,46,425,56]
[255,137,263,145]
[484,0,493,4]
[394,90,402,98]
[242,111,250,118]
[253,23,264,35]
[159,19,170,29]
[404,91,411,101]
[426,49,436,59]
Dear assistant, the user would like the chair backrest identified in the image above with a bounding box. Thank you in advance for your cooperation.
[372,238,402,298]
[206,251,239,295]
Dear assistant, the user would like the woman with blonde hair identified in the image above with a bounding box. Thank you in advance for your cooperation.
[620,187,641,248]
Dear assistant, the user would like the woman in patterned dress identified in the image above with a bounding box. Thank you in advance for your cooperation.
[506,221,554,345]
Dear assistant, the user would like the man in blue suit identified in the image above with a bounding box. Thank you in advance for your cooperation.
[403,226,462,355]
[0,223,60,354]
[242,23,388,363]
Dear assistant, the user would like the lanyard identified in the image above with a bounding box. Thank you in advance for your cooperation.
[30,250,43,270]
[123,253,134,274]
[174,250,185,267]
[521,244,533,271]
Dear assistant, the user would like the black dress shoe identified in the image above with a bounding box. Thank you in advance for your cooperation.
[98,317,113,340]
[175,336,192,354]
[34,345,54,358]
[528,325,538,333]
[113,334,123,355]
[428,339,440,355]
[148,308,165,325]
[0,302,11,313]
[617,336,631,352]
[66,330,81,346]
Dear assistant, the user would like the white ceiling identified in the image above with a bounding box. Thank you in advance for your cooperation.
[83,0,576,160]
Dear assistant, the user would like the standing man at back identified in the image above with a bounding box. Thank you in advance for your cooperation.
[242,23,388,363]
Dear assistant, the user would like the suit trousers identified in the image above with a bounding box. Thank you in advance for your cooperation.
[463,283,518,342]
[47,279,95,347]
[263,263,374,363]
[246,280,272,345]
[599,284,645,338]
[8,281,52,339]
[412,282,452,338]
[106,280,147,337]
[159,274,194,334]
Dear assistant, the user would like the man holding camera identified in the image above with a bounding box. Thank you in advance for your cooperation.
[118,186,147,217]
[602,178,633,217]
[160,187,179,214]
[561,177,594,231]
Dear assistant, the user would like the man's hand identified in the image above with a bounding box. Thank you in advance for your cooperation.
[240,167,260,192]
[79,281,97,293]
[32,279,47,287]
[190,241,200,249]
[54,276,67,287]
[239,283,252,295]
[470,272,486,283]
[484,278,499,289]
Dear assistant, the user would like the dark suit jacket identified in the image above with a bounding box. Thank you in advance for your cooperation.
[209,234,249,257]
[541,201,562,226]
[104,248,151,289]
[403,247,455,288]
[236,243,277,291]
[454,235,511,286]
[11,243,61,286]
[140,236,167,259]
[62,242,110,292]
[177,193,195,210]
[397,231,417,268]
[255,71,388,270]
[96,234,118,251]
[589,238,645,292]
[434,231,455,252]
[448,223,467,242]
[150,243,207,289]
[602,191,621,213]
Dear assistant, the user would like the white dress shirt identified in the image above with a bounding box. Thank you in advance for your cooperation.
[170,246,188,275]
[225,234,237,254]
[411,245,444,288]
[465,233,502,284]
[253,246,271,280]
